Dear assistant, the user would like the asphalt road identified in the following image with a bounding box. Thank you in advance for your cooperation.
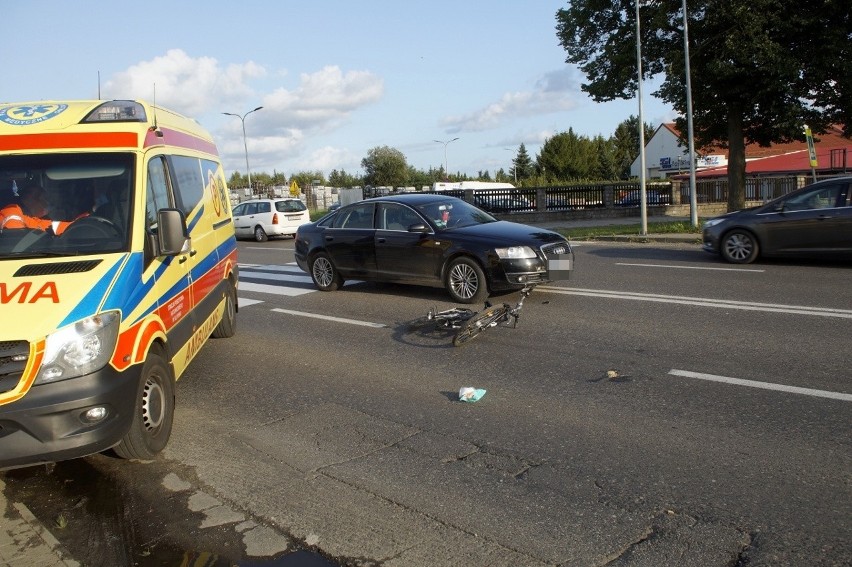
[3,236,850,566]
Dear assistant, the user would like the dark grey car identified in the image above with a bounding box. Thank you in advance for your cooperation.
[702,177,852,263]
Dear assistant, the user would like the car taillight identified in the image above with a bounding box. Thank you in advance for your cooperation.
[272,213,279,224]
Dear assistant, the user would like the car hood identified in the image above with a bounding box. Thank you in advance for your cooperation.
[449,220,567,247]
[709,205,762,222]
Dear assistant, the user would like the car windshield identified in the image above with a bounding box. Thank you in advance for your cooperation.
[0,153,134,258]
[415,198,497,229]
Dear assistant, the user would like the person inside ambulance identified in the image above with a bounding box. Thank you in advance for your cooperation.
[0,183,76,235]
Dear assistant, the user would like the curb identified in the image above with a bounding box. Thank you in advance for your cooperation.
[1,479,79,567]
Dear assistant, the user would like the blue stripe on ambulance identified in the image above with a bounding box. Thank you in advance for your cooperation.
[59,256,125,327]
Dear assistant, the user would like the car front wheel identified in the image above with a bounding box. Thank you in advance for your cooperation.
[254,226,268,242]
[721,229,759,264]
[310,252,344,291]
[445,257,488,304]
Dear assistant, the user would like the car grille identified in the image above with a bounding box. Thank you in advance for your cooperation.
[0,340,29,396]
[540,241,571,259]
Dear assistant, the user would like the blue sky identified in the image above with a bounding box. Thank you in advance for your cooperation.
[3,1,674,181]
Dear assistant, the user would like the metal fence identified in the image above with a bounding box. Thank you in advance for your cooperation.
[338,175,818,214]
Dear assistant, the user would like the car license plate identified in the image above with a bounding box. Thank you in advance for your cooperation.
[547,255,573,280]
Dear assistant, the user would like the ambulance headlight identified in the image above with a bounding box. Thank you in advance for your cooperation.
[36,311,121,384]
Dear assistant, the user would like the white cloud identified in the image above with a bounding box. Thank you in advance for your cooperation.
[302,146,361,174]
[261,66,383,133]
[103,49,265,116]
[103,51,384,175]
[439,69,583,134]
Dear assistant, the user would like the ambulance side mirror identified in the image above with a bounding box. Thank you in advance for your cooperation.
[157,208,190,256]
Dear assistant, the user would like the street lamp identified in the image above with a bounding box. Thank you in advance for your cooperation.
[223,106,263,191]
[434,137,459,180]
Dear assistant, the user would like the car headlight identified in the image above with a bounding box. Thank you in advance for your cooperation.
[702,218,726,229]
[495,246,537,259]
[36,311,121,384]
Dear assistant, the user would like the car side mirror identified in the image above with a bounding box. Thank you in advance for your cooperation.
[157,208,190,256]
[407,223,431,233]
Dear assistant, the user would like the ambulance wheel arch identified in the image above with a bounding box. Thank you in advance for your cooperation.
[113,342,175,460]
[212,274,238,339]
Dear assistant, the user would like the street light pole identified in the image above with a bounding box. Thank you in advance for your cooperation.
[434,138,459,180]
[223,106,263,192]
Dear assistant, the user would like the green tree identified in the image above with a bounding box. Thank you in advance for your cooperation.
[536,128,598,181]
[361,146,409,187]
[510,143,535,182]
[227,172,247,190]
[591,135,618,180]
[328,169,362,188]
[556,0,851,211]
[611,116,655,179]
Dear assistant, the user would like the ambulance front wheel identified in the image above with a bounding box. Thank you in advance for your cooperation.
[114,345,175,461]
[212,278,237,338]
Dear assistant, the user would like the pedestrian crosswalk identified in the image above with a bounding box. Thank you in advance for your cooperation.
[238,263,316,298]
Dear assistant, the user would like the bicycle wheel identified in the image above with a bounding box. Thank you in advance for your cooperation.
[452,306,506,347]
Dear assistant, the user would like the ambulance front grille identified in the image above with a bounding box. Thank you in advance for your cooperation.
[14,259,102,277]
[0,340,29,395]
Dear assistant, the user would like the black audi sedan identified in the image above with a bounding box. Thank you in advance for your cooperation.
[702,176,852,264]
[294,193,573,303]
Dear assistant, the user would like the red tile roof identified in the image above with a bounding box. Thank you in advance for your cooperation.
[665,123,851,178]
[664,123,850,159]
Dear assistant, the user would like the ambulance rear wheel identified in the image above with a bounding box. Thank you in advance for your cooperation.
[114,345,174,461]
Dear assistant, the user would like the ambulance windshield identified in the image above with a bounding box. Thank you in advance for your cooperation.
[0,154,134,258]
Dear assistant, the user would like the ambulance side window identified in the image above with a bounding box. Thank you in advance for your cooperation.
[169,155,204,217]
[145,156,172,234]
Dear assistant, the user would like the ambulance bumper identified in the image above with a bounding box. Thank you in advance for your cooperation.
[0,364,141,470]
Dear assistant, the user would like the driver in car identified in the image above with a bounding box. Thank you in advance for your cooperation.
[0,184,77,235]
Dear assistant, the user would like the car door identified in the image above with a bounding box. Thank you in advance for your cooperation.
[232,202,256,238]
[761,182,847,253]
[374,203,443,283]
[324,202,378,278]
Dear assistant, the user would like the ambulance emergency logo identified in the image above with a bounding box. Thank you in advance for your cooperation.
[0,104,68,126]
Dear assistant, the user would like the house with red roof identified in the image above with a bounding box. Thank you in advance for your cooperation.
[631,123,851,180]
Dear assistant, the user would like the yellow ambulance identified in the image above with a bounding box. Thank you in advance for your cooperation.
[0,100,238,469]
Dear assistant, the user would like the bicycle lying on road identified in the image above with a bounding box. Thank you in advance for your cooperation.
[409,285,537,347]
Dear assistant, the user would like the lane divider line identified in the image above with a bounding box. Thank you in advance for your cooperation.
[271,308,387,328]
[669,369,852,402]
[537,286,852,318]
[615,262,765,272]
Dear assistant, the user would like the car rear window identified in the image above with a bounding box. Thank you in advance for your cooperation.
[276,200,306,213]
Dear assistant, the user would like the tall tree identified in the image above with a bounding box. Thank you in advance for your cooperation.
[556,0,851,211]
[536,128,598,180]
[511,143,535,182]
[611,116,655,179]
[361,146,409,187]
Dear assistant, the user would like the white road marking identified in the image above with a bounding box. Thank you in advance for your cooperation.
[616,262,764,272]
[239,281,315,297]
[238,298,264,308]
[537,286,852,318]
[669,369,852,402]
[271,308,387,328]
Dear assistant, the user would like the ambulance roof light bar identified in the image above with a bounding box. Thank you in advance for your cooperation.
[82,100,147,124]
